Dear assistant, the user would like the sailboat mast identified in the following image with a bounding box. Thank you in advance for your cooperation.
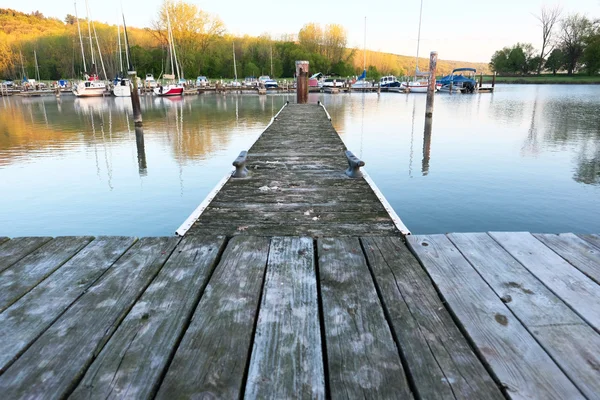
[20,51,26,80]
[74,1,87,73]
[122,14,133,71]
[34,50,40,81]
[233,42,238,81]
[117,23,123,75]
[165,7,177,80]
[415,0,423,76]
[91,17,108,80]
[270,46,273,76]
[85,0,95,70]
[363,16,366,71]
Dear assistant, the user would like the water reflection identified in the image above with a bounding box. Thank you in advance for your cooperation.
[1,87,599,236]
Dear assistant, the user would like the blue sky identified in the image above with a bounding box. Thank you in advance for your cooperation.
[8,0,600,62]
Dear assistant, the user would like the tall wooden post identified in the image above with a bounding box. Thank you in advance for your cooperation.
[129,71,143,126]
[135,126,147,175]
[492,72,497,88]
[479,72,483,88]
[422,117,432,175]
[425,51,438,118]
[296,60,309,104]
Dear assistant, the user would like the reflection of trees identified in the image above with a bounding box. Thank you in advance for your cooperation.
[0,94,295,169]
[541,98,600,186]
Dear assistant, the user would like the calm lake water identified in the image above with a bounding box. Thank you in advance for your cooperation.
[1,85,599,236]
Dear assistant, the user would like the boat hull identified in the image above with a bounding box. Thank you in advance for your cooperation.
[154,86,184,96]
[112,84,131,97]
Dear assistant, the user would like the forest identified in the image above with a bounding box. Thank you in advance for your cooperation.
[490,7,600,76]
[0,3,487,82]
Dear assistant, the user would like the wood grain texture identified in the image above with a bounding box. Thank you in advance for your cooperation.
[0,237,180,399]
[69,236,224,400]
[407,234,584,399]
[578,234,600,250]
[187,104,400,238]
[362,236,503,400]
[155,236,270,399]
[245,237,325,399]
[448,232,600,398]
[0,236,52,273]
[0,236,136,373]
[318,237,412,399]
[0,236,94,312]
[490,231,600,331]
[534,233,600,285]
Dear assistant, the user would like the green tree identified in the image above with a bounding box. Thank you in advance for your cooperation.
[559,14,592,75]
[544,48,564,74]
[489,47,510,73]
[583,33,600,75]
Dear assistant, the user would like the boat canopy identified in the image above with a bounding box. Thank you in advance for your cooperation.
[452,67,476,73]
[310,72,323,79]
[356,69,367,81]
[437,74,476,85]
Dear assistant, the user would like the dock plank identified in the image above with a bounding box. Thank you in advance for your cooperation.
[0,236,136,373]
[578,233,600,249]
[407,234,584,399]
[70,236,224,400]
[245,237,324,399]
[156,236,270,399]
[448,232,600,398]
[534,233,600,285]
[362,236,503,399]
[0,236,94,312]
[318,237,412,399]
[490,231,600,331]
[0,236,52,273]
[0,237,180,399]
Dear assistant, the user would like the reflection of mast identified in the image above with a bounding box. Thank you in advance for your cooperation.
[135,126,147,176]
[409,98,415,177]
[422,117,432,175]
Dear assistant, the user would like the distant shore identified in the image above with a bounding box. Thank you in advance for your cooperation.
[481,75,600,85]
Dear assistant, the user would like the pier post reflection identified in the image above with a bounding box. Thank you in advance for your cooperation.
[422,117,432,176]
[135,126,147,176]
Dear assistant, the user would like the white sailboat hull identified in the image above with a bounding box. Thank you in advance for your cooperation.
[73,80,107,97]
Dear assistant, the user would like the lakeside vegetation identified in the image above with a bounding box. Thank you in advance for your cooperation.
[482,74,600,84]
[0,3,488,82]
[489,7,600,77]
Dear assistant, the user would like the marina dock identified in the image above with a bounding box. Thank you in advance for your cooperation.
[1,104,599,399]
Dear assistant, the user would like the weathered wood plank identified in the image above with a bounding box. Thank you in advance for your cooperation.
[490,231,600,331]
[245,237,325,399]
[156,236,270,399]
[578,233,600,249]
[0,236,136,373]
[209,201,386,213]
[188,221,400,237]
[70,236,224,400]
[362,237,503,399]
[448,232,600,398]
[407,234,584,399]
[0,236,53,273]
[0,236,94,312]
[534,233,600,285]
[318,237,412,399]
[0,237,180,399]
[200,209,390,225]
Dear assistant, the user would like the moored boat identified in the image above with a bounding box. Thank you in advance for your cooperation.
[437,68,477,93]
[379,75,401,88]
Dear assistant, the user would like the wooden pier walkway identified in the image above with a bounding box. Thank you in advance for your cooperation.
[182,103,407,237]
[2,104,600,399]
[1,232,599,398]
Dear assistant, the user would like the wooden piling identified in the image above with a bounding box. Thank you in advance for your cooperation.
[135,126,147,175]
[129,71,143,127]
[492,72,496,88]
[479,72,483,88]
[296,61,309,104]
[425,51,437,118]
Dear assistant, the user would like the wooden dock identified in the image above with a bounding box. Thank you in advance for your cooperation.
[2,104,600,399]
[1,232,599,398]
[182,103,408,237]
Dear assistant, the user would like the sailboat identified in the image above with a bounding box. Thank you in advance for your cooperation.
[352,17,373,89]
[405,0,440,93]
[112,22,131,97]
[72,0,108,97]
[154,7,184,96]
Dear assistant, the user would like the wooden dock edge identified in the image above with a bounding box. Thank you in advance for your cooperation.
[175,102,290,236]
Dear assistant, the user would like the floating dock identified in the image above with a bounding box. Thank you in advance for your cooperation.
[1,104,599,399]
